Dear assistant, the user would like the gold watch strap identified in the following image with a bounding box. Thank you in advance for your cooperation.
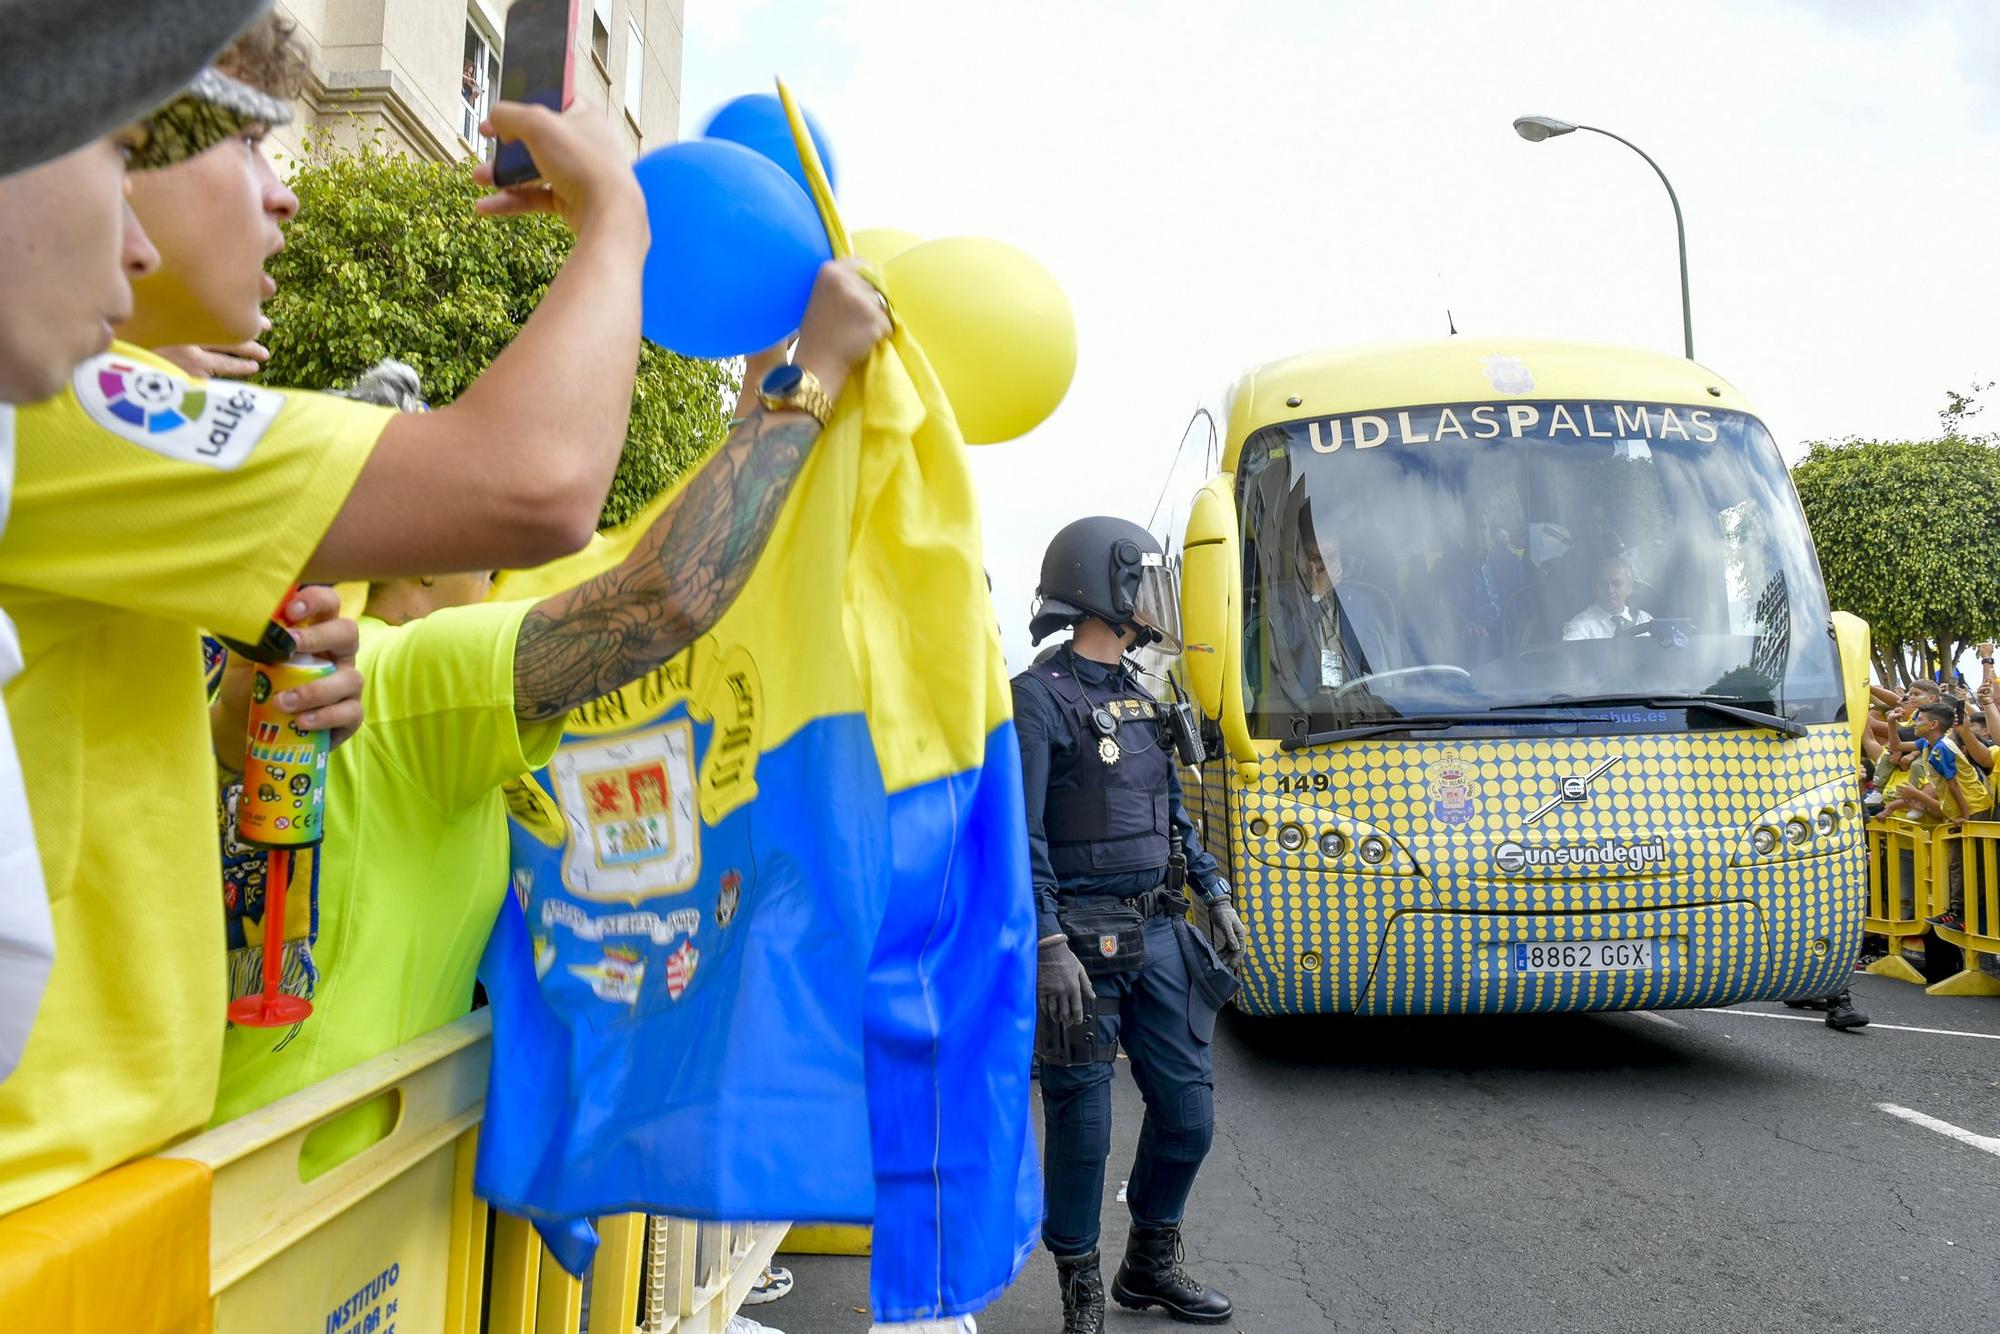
[760,367,835,428]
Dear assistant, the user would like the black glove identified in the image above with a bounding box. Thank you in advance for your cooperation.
[1037,938,1095,1028]
[1207,897,1247,970]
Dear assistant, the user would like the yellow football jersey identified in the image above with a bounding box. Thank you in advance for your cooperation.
[0,343,391,1215]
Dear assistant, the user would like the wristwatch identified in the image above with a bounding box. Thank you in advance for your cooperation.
[758,363,834,428]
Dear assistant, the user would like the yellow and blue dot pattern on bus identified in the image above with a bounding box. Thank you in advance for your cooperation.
[1191,725,1863,1015]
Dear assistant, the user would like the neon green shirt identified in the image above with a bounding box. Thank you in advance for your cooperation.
[213,601,561,1173]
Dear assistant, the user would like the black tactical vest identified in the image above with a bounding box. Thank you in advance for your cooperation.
[1021,646,1173,881]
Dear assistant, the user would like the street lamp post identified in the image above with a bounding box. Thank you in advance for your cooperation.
[1512,114,1694,361]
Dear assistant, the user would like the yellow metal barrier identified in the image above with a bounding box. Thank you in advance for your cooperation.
[115,1008,788,1334]
[1928,824,2000,998]
[783,1223,873,1255]
[1863,817,1942,984]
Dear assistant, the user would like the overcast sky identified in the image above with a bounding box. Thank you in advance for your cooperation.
[681,0,2000,671]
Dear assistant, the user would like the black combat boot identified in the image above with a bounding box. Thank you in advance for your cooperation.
[1824,989,1870,1031]
[1055,1249,1105,1334]
[1110,1224,1233,1324]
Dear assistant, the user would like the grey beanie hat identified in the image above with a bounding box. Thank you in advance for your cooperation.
[0,0,276,176]
[128,66,294,171]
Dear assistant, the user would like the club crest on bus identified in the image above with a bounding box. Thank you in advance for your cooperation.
[1482,354,1535,394]
[1427,751,1480,826]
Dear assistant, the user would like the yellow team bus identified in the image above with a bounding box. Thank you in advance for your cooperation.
[1151,338,1873,1016]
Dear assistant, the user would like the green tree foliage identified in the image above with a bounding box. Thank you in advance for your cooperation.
[257,147,732,528]
[1793,391,2000,683]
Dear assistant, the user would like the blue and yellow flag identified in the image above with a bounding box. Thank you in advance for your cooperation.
[475,115,1039,1318]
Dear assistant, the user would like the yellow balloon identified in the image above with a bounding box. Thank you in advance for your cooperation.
[850,227,923,265]
[884,237,1076,445]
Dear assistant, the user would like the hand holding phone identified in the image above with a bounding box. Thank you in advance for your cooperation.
[475,104,642,235]
[492,0,579,188]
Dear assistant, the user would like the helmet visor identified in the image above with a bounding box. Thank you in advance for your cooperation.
[1131,555,1183,654]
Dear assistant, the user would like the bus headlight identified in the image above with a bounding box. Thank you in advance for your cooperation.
[1249,817,1270,838]
[1733,776,1857,867]
[1276,823,1306,852]
[1318,830,1346,859]
[1357,834,1389,865]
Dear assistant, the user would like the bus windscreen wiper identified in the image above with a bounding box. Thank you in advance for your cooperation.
[1529,691,1807,738]
[1281,708,1608,750]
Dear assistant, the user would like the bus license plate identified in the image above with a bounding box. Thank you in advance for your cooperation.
[1511,940,1656,973]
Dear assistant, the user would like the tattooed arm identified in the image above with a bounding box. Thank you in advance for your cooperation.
[511,259,891,722]
[513,406,817,719]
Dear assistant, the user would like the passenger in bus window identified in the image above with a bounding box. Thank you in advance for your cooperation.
[1262,523,1392,709]
[1561,554,1654,640]
[1432,510,1521,666]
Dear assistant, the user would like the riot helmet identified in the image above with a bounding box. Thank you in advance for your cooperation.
[1029,516,1183,652]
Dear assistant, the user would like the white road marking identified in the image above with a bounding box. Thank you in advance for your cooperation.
[1693,1008,2000,1041]
[1876,1103,2000,1159]
[1631,1011,1683,1030]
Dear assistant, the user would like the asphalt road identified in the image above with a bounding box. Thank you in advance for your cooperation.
[756,972,2000,1334]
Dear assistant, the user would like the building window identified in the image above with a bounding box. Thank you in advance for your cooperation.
[591,0,612,67]
[461,21,499,155]
[623,17,644,121]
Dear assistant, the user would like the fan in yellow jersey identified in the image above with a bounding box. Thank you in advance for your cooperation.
[0,1,278,1088]
[1892,699,1987,936]
[214,273,890,1175]
[0,89,660,1215]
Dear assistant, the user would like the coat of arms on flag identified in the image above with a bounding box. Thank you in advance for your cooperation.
[550,722,699,899]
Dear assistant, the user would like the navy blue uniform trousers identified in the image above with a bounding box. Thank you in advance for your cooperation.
[1040,914,1216,1257]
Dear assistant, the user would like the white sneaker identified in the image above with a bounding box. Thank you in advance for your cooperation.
[726,1317,786,1334]
[743,1265,794,1305]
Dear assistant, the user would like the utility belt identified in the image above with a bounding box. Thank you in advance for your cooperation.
[1054,849,1190,974]
[1056,871,1188,979]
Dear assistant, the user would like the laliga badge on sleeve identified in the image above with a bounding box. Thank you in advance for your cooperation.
[72,354,284,469]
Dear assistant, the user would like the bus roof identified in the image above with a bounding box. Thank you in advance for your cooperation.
[1220,337,1756,471]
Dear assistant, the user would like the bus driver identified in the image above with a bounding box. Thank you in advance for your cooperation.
[1563,553,1653,640]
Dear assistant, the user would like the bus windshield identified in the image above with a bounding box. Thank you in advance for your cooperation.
[1237,399,1844,739]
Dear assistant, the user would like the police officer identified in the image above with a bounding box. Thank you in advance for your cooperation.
[1014,517,1248,1333]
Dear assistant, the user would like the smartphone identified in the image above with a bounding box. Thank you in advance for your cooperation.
[492,0,579,188]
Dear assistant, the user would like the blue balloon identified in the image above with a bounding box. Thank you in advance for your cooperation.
[633,139,831,359]
[700,93,838,199]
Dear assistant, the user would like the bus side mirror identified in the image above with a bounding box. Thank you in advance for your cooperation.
[1180,482,1236,721]
[1830,611,1871,759]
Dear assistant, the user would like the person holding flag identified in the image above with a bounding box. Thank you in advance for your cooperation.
[213,268,889,1166]
[1015,517,1248,1333]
